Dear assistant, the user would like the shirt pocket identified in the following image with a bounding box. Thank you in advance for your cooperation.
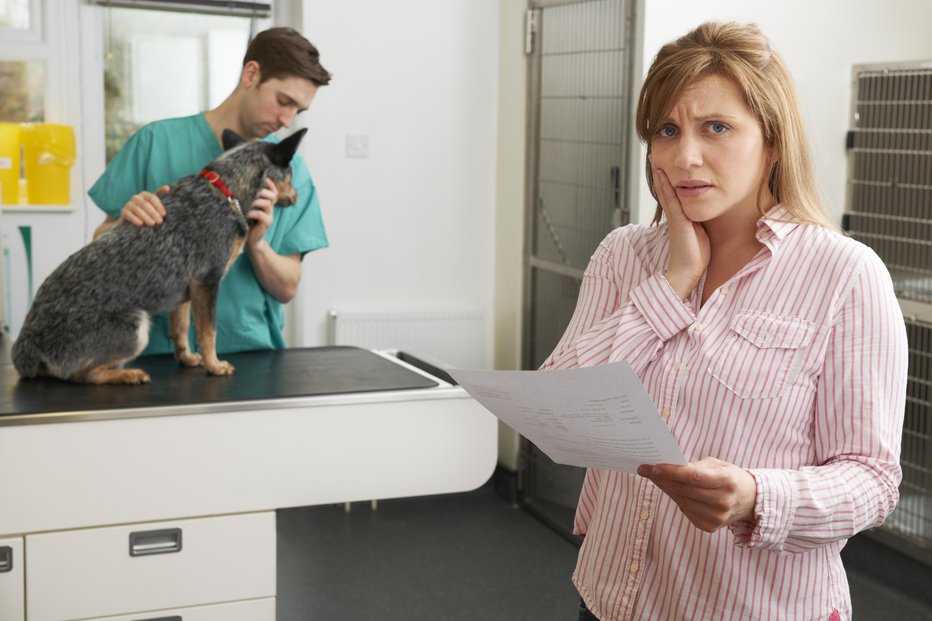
[709,312,815,399]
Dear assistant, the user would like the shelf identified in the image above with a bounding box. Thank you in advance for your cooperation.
[1,205,75,213]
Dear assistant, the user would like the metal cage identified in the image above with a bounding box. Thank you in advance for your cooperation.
[845,62,932,566]
[519,0,636,542]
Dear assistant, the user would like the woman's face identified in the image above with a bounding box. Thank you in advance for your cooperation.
[649,73,774,225]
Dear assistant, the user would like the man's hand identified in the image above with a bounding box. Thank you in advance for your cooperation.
[121,185,170,227]
[651,161,710,300]
[637,457,757,533]
[246,178,279,250]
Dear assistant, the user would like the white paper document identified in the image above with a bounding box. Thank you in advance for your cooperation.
[449,362,686,473]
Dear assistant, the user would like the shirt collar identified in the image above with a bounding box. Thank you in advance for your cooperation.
[755,204,799,245]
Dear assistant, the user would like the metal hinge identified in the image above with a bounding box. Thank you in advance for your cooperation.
[525,9,538,55]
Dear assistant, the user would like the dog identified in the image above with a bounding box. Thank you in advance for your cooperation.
[12,128,307,384]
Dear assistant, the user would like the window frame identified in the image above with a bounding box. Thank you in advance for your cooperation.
[0,0,49,123]
[0,0,84,209]
[0,0,44,45]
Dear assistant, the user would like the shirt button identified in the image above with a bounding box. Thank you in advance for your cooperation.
[661,408,671,419]
[720,286,729,295]
[672,361,682,371]
[694,323,703,333]
[630,561,640,574]
[640,510,650,520]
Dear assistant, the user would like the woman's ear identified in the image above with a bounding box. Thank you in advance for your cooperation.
[765,145,780,197]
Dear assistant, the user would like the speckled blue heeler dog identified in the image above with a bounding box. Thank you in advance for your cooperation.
[12,128,307,385]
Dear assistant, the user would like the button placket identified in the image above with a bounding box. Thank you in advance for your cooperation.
[618,482,654,615]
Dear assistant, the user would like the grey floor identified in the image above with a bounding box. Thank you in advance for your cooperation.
[278,480,932,620]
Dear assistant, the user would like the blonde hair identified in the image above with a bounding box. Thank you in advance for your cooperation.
[636,21,833,228]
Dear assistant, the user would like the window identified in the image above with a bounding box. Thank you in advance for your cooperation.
[0,61,45,123]
[0,0,31,30]
[0,0,47,123]
[100,6,268,162]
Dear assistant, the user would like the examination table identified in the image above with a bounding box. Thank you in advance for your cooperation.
[0,346,497,621]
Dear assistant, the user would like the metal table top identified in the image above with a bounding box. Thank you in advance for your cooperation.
[0,346,439,421]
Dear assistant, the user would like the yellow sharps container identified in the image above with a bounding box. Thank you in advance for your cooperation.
[21,123,76,205]
[0,123,21,205]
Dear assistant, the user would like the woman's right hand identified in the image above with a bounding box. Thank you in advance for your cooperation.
[121,185,170,227]
[651,164,710,300]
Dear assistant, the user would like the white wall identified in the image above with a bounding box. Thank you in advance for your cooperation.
[494,0,529,469]
[632,0,932,225]
[293,0,500,365]
[494,0,527,374]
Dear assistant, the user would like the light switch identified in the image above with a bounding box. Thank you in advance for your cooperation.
[345,134,369,158]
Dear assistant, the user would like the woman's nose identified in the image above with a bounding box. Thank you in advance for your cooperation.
[674,134,703,169]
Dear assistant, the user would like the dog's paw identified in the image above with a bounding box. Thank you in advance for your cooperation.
[112,369,151,385]
[206,360,235,376]
[177,351,204,368]
[85,367,151,385]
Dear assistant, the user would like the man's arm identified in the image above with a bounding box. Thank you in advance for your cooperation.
[92,187,170,239]
[93,216,119,239]
[247,242,302,303]
[244,178,302,303]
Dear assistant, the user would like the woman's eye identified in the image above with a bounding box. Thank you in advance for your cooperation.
[657,125,677,138]
[709,122,729,134]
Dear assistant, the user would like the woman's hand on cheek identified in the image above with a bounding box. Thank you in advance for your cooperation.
[651,160,710,300]
[637,457,757,533]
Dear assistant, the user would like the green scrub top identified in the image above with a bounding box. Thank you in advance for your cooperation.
[88,113,328,354]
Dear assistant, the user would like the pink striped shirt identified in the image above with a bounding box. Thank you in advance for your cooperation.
[540,207,907,621]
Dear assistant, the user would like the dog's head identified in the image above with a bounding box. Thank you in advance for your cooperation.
[220,128,308,208]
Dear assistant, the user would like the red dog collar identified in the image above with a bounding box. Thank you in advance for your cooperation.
[199,168,241,212]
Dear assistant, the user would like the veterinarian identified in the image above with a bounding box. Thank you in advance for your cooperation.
[89,27,329,354]
[541,22,907,621]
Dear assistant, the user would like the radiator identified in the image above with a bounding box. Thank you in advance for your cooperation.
[327,309,487,369]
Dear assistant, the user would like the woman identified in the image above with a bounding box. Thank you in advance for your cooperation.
[541,22,907,620]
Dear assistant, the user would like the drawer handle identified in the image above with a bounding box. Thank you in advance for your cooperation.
[129,528,182,557]
[0,546,11,573]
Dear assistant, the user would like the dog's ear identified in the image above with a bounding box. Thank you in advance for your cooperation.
[221,129,246,151]
[270,128,308,166]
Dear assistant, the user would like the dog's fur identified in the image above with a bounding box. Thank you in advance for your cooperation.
[12,128,307,384]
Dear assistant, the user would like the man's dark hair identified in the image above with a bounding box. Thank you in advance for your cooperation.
[243,27,332,87]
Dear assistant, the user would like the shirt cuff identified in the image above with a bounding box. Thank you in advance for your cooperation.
[628,273,696,341]
[732,469,797,550]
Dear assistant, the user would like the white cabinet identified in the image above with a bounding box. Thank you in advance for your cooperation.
[0,537,24,621]
[0,350,497,620]
[25,512,275,621]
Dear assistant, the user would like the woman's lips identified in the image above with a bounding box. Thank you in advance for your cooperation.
[675,182,712,199]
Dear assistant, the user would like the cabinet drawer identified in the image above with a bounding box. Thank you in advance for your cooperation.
[0,537,24,621]
[80,596,275,621]
[26,512,275,621]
